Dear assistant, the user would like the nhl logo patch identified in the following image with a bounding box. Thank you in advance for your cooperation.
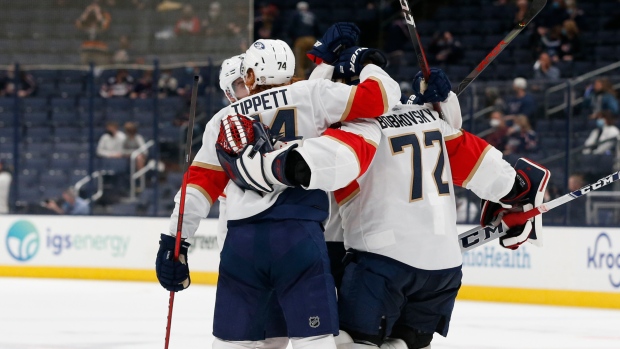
[260,76,266,83]
[254,41,266,50]
[309,316,320,328]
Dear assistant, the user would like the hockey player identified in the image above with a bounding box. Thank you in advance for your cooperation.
[155,23,402,349]
[230,66,549,349]
[216,54,289,349]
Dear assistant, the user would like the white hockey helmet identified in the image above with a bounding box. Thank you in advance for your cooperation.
[219,54,246,103]
[241,39,295,89]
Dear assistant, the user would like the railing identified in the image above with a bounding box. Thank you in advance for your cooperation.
[129,139,155,200]
[74,170,107,204]
[545,60,620,118]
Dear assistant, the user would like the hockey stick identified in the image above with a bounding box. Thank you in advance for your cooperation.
[399,0,445,119]
[459,170,620,252]
[164,75,199,349]
[455,0,548,96]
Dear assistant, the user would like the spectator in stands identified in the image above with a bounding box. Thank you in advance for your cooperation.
[484,110,509,152]
[254,3,280,40]
[485,86,506,111]
[112,35,131,64]
[0,160,12,214]
[76,0,112,65]
[513,0,530,25]
[565,0,586,30]
[384,17,410,75]
[505,77,537,119]
[559,19,583,62]
[534,52,561,81]
[158,69,179,98]
[428,31,463,65]
[123,122,147,171]
[44,187,90,215]
[100,69,135,98]
[203,2,229,38]
[177,64,203,97]
[582,111,620,155]
[131,70,153,99]
[175,5,201,37]
[288,1,320,78]
[97,121,127,158]
[504,114,538,156]
[535,26,562,61]
[540,0,570,29]
[583,78,619,118]
[0,67,37,97]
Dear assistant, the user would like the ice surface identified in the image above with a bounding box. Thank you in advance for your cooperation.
[1,278,619,349]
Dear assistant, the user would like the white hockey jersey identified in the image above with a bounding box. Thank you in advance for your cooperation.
[296,92,516,270]
[168,64,401,238]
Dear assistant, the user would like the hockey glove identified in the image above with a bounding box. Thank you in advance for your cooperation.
[410,68,452,105]
[307,22,360,65]
[480,158,550,250]
[332,46,388,80]
[156,234,191,292]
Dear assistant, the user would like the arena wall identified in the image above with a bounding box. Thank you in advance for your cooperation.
[1,216,619,309]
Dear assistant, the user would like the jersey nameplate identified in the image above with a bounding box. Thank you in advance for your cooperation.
[377,108,436,129]
[230,89,290,116]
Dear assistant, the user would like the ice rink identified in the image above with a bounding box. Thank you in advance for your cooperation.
[2,277,620,349]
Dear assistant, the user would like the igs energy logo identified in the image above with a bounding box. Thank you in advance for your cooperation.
[5,220,40,262]
[587,232,620,288]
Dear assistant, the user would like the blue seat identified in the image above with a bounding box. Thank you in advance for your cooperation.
[133,98,154,112]
[105,98,132,111]
[22,97,48,112]
[108,202,138,216]
[40,173,71,189]
[50,97,77,112]
[106,109,133,124]
[51,111,81,126]
[25,127,52,142]
[22,157,49,170]
[134,111,154,126]
[58,70,86,84]
[54,142,88,153]
[97,157,129,174]
[54,126,82,142]
[58,82,84,97]
[19,187,42,203]
[22,111,49,127]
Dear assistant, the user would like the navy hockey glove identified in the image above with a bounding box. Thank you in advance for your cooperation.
[307,22,360,64]
[332,46,387,80]
[156,234,191,292]
[410,68,452,105]
[480,158,550,250]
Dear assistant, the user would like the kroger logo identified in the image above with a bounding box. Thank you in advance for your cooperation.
[587,232,620,288]
[6,220,40,262]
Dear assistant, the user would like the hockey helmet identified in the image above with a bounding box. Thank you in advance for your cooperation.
[241,39,295,90]
[219,54,247,103]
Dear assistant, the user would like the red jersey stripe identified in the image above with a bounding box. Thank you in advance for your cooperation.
[323,128,377,177]
[334,180,360,206]
[341,78,388,122]
[187,165,229,205]
[444,131,492,187]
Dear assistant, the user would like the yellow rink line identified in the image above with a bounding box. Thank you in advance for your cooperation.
[2,266,620,309]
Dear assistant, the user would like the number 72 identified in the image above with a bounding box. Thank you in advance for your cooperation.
[389,130,450,202]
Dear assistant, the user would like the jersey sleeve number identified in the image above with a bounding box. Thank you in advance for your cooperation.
[389,130,449,202]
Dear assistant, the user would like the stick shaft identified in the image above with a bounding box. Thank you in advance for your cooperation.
[459,170,620,252]
[399,0,444,119]
[455,0,548,96]
[164,75,200,349]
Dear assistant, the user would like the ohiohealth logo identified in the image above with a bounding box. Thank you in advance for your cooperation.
[588,232,620,288]
[6,220,40,262]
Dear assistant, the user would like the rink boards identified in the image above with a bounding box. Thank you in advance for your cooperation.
[0,215,619,309]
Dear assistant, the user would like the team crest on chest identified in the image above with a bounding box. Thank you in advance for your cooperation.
[309,316,320,328]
